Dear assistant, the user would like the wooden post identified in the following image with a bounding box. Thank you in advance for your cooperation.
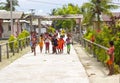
[17,40,19,53]
[12,42,14,56]
[30,15,33,32]
[6,43,9,59]
[79,18,82,44]
[38,18,41,37]
[0,45,2,62]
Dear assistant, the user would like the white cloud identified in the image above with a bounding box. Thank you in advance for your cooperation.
[35,10,47,15]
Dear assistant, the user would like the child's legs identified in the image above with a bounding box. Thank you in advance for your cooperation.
[67,44,70,51]
[33,44,36,55]
[40,46,43,52]
[46,42,50,52]
[67,44,70,54]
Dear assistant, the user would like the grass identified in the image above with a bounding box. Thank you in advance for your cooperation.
[0,46,31,70]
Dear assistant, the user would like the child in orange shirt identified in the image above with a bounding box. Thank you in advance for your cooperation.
[39,34,44,53]
[58,35,65,53]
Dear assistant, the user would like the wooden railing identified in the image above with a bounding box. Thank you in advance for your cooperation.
[0,37,30,62]
[81,38,108,62]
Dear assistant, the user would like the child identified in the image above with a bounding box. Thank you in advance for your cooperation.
[39,34,44,53]
[52,35,58,54]
[31,31,37,56]
[66,36,71,54]
[58,35,65,53]
[44,33,50,53]
[106,41,115,75]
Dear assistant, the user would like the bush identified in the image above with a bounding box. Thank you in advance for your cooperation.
[47,26,55,34]
[84,29,94,40]
[114,63,120,74]
[8,30,30,52]
[8,35,17,52]
[17,30,30,48]
[83,23,120,74]
[114,38,120,66]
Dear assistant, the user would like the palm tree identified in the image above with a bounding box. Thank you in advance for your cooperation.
[81,0,118,31]
[0,0,19,11]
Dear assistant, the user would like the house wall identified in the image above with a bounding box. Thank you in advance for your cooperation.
[2,22,21,38]
[2,21,30,38]
[21,22,30,32]
[2,22,11,38]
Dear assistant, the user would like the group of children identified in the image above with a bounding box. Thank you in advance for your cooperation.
[38,32,72,55]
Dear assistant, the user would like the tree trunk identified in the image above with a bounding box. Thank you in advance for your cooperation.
[96,13,101,32]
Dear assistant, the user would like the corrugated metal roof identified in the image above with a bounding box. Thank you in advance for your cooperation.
[34,14,83,20]
[3,20,29,23]
[102,12,120,21]
[0,11,24,19]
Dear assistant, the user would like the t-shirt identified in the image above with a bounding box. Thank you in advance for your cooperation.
[107,46,115,61]
[66,38,71,45]
[44,37,50,43]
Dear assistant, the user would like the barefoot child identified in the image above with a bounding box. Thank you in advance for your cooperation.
[106,41,115,75]
[39,34,44,53]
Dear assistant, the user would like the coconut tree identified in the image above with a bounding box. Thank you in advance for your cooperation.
[0,0,19,11]
[81,0,118,31]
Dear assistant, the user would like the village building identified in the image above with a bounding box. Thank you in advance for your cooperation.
[0,10,30,38]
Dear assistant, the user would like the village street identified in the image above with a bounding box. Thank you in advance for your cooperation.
[0,42,89,83]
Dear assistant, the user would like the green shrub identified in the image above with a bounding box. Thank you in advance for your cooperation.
[84,31,94,40]
[47,26,55,34]
[22,30,30,37]
[8,35,17,52]
[114,63,120,74]
[114,38,120,65]
[83,22,120,74]
[17,30,30,48]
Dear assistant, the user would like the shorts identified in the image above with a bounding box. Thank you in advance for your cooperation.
[107,59,113,65]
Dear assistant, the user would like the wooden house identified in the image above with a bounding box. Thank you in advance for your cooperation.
[0,11,30,38]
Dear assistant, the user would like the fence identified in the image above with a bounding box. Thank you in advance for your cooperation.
[0,37,30,62]
[81,38,109,63]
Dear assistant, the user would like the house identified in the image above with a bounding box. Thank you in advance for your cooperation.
[0,10,30,38]
[2,19,30,38]
[102,12,120,25]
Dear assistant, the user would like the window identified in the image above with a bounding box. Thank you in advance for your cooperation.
[8,25,11,31]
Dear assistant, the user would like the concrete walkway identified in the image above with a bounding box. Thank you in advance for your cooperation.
[0,43,89,83]
[74,43,120,83]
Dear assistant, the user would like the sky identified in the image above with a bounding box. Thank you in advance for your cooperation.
[16,0,89,15]
[0,0,120,15]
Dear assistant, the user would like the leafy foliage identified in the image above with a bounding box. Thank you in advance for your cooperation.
[95,24,112,46]
[51,3,82,31]
[47,26,55,34]
[81,0,118,29]
[0,0,19,11]
[8,30,30,52]
[17,30,30,48]
[84,27,94,40]
[84,23,120,73]
[8,35,16,52]
[114,33,120,66]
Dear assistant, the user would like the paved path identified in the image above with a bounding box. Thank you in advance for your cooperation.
[74,43,120,83]
[0,43,89,83]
